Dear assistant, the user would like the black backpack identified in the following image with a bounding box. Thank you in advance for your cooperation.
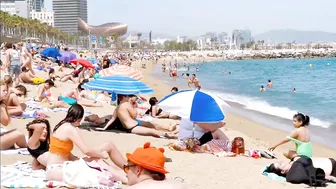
[286,156,328,187]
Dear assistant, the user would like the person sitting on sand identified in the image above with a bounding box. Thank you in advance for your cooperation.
[48,68,61,81]
[178,118,229,145]
[19,67,40,84]
[116,94,177,138]
[265,156,336,183]
[26,119,50,170]
[0,84,27,150]
[125,142,185,189]
[46,104,127,183]
[35,79,55,102]
[2,75,27,115]
[145,97,180,120]
[269,113,312,159]
[60,84,102,107]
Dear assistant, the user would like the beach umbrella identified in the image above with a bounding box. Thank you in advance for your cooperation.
[40,47,62,58]
[99,64,143,80]
[158,90,230,123]
[59,51,77,63]
[87,57,99,64]
[82,75,153,95]
[70,58,94,68]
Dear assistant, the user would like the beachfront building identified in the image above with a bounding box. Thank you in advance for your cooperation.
[177,36,187,43]
[30,8,54,26]
[28,0,44,11]
[196,36,207,50]
[52,0,88,34]
[232,29,252,49]
[0,0,30,18]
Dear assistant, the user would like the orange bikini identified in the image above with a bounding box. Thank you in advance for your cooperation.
[49,136,73,155]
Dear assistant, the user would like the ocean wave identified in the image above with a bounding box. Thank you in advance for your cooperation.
[208,90,332,128]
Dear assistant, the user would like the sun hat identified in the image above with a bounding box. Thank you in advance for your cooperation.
[126,142,168,174]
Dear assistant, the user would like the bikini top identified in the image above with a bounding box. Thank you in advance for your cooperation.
[49,136,73,155]
[27,140,49,158]
[287,136,312,157]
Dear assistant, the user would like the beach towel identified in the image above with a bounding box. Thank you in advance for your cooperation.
[1,148,30,155]
[1,161,122,188]
[262,166,286,181]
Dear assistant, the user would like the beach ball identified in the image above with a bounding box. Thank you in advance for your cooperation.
[309,64,312,68]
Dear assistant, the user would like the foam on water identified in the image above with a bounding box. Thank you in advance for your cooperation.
[207,90,332,128]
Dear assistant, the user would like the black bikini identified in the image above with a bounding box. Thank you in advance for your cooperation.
[27,141,49,159]
[145,107,163,116]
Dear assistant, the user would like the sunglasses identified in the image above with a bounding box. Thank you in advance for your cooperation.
[123,164,137,173]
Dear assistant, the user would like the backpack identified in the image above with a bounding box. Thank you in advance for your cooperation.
[286,156,328,187]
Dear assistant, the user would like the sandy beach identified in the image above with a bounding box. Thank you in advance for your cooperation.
[1,59,336,189]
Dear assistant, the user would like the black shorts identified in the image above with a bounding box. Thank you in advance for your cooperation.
[199,132,213,145]
[329,158,336,177]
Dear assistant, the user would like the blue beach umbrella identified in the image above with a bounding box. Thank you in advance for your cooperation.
[82,75,153,95]
[40,47,62,58]
[159,90,230,122]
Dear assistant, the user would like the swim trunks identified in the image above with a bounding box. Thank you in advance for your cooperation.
[329,158,336,177]
[135,119,142,126]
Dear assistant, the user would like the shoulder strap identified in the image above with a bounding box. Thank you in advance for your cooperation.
[286,136,303,144]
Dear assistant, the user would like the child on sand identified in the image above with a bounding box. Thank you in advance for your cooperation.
[269,113,312,159]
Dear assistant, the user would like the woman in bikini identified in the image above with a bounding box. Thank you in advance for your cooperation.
[26,119,50,170]
[46,104,127,183]
[145,97,180,120]
[0,84,27,150]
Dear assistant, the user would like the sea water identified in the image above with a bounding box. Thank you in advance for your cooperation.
[152,58,336,149]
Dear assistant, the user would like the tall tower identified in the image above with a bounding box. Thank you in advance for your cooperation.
[53,0,88,34]
[28,0,44,11]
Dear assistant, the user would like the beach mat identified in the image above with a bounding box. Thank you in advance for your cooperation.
[1,161,122,188]
[1,148,30,155]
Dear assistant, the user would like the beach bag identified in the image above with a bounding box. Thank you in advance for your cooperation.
[62,159,115,188]
[286,156,327,187]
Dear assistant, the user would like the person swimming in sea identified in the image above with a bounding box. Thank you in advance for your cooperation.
[293,88,296,93]
[267,80,273,88]
[260,85,266,92]
[196,67,199,72]
[269,113,312,159]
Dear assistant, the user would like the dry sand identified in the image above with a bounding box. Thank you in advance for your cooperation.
[1,61,336,189]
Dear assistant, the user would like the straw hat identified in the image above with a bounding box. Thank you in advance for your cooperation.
[126,142,168,174]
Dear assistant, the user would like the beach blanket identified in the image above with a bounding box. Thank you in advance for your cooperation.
[25,100,92,115]
[262,166,286,181]
[1,148,30,155]
[168,139,235,157]
[1,161,122,188]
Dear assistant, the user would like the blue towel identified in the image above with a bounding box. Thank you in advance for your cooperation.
[262,166,286,181]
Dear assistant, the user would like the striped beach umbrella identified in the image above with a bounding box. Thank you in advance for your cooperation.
[99,64,143,80]
[159,90,230,122]
[82,75,153,95]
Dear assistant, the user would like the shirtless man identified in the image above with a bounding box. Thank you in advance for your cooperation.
[19,67,37,83]
[192,74,201,90]
[125,142,186,189]
[117,94,177,138]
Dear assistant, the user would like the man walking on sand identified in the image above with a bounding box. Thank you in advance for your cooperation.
[125,142,186,189]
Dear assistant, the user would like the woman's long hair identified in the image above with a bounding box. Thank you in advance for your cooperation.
[53,104,84,132]
[26,119,51,144]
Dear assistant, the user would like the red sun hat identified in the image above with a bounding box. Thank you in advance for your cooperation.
[126,142,168,174]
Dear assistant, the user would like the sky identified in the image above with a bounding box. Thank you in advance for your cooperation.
[45,0,336,36]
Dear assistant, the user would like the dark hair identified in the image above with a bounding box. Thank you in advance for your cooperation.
[77,83,84,91]
[45,79,55,87]
[21,67,28,72]
[149,97,158,106]
[261,85,264,88]
[149,171,166,181]
[268,80,271,82]
[15,85,27,96]
[5,43,13,49]
[26,119,51,144]
[293,113,310,126]
[171,87,178,92]
[53,104,84,132]
[49,68,55,75]
[265,163,286,177]
[192,74,196,76]
[186,73,190,76]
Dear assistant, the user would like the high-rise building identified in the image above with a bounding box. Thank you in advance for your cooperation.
[218,32,229,44]
[30,8,54,26]
[1,0,30,18]
[27,0,44,11]
[53,0,88,34]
